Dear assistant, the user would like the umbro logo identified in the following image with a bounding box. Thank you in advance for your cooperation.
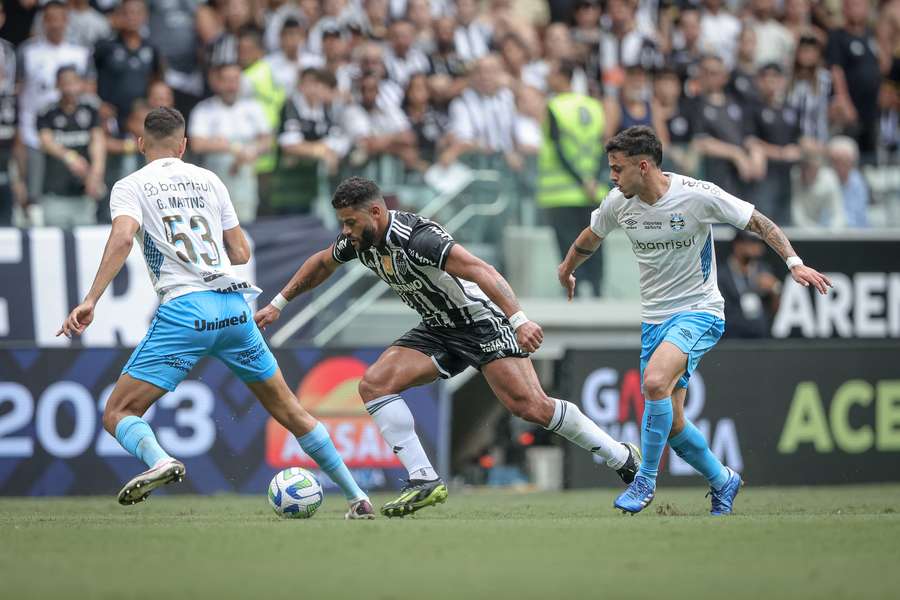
[680,328,693,340]
[624,218,639,229]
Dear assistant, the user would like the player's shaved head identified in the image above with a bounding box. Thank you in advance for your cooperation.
[139,106,187,159]
[332,176,385,209]
[143,107,185,143]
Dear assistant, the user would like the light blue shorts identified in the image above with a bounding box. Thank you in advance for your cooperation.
[639,312,725,390]
[123,291,278,391]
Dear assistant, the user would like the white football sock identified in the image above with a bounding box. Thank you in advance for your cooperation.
[366,394,439,481]
[546,398,628,469]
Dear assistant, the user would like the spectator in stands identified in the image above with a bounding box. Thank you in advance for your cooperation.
[317,25,354,100]
[827,135,871,227]
[343,71,416,169]
[428,15,469,104]
[353,41,404,108]
[530,24,589,94]
[788,35,833,148]
[0,61,24,226]
[500,33,537,91]
[691,54,763,197]
[826,0,883,161]
[604,64,668,144]
[654,64,698,174]
[536,59,606,297]
[265,18,308,94]
[441,54,523,170]
[94,0,163,141]
[699,0,741,68]
[189,63,272,223]
[147,0,203,118]
[668,8,705,87]
[147,79,174,108]
[18,0,94,206]
[748,63,803,225]
[238,26,285,215]
[383,19,429,88]
[727,26,762,106]
[571,0,603,97]
[33,0,110,49]
[277,67,350,176]
[454,0,492,63]
[405,0,436,51]
[306,0,357,55]
[205,0,257,69]
[402,72,449,168]
[880,58,900,159]
[791,151,847,228]
[748,0,795,70]
[783,0,825,44]
[361,0,390,42]
[0,3,16,95]
[599,0,659,96]
[37,66,105,227]
[718,230,781,339]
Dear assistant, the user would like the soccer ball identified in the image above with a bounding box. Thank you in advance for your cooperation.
[267,467,324,519]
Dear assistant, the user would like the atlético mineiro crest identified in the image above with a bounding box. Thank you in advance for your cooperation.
[394,252,409,275]
[670,213,686,230]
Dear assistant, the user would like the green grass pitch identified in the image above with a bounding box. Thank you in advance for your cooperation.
[2,485,899,600]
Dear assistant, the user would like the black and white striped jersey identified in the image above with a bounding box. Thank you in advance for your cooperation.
[332,211,506,329]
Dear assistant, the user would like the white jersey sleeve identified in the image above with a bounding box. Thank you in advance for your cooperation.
[109,179,143,226]
[211,173,239,230]
[691,181,755,229]
[590,191,623,238]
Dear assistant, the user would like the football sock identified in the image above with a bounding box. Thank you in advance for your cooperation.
[669,419,730,491]
[636,397,673,483]
[298,422,367,502]
[115,415,171,469]
[546,399,628,469]
[366,394,439,481]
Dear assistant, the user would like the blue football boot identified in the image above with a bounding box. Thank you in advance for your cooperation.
[707,467,743,516]
[614,474,656,515]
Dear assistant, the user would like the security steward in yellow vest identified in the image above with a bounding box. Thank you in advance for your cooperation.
[537,59,607,297]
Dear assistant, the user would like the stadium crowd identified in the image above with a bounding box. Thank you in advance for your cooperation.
[0,0,897,229]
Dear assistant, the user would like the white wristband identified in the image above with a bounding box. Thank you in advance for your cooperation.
[271,293,289,310]
[508,311,529,331]
[786,256,804,269]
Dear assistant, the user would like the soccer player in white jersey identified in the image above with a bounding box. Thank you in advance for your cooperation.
[57,107,375,519]
[558,126,831,515]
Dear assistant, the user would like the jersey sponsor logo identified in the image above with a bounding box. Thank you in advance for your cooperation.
[642,221,663,230]
[163,354,194,373]
[215,281,253,293]
[193,311,248,331]
[391,280,424,293]
[670,213,686,230]
[632,236,696,251]
[479,337,508,353]
[147,180,212,195]
[52,130,91,147]
[408,249,436,266]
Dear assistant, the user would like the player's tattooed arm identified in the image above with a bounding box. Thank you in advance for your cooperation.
[282,247,340,301]
[744,209,796,261]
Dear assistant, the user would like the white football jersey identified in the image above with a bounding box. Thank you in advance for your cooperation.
[591,173,755,323]
[109,157,261,303]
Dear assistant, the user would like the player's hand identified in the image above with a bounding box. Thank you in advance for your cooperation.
[254,304,281,330]
[791,265,832,295]
[516,321,543,354]
[56,301,95,338]
[558,265,576,301]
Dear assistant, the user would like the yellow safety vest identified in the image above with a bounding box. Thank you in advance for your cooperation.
[537,92,607,208]
[243,60,285,174]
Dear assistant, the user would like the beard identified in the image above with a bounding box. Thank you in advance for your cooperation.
[355,224,377,251]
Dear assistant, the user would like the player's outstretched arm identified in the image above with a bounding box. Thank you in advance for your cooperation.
[557,227,603,301]
[254,246,341,329]
[443,244,543,353]
[57,215,139,338]
[745,209,832,295]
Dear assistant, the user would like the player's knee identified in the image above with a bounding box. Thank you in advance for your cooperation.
[358,369,393,402]
[642,370,671,400]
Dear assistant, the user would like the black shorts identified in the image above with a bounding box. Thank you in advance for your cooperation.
[392,319,528,378]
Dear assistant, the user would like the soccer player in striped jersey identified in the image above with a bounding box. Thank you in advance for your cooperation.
[255,176,641,517]
[558,126,831,515]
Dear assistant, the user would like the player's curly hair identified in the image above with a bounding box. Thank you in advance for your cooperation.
[606,126,663,166]
[331,176,382,209]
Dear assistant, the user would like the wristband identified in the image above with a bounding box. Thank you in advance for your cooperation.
[786,256,803,269]
[508,311,529,331]
[270,293,289,310]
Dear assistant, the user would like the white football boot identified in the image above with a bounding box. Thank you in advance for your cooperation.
[117,458,186,506]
